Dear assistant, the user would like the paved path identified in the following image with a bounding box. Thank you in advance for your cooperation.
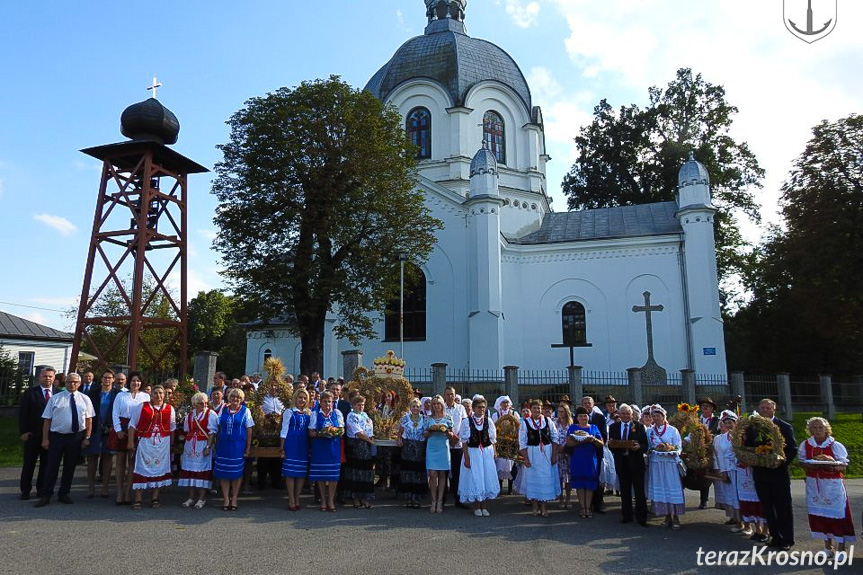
[0,466,860,574]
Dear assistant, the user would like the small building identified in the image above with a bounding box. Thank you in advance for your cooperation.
[0,311,74,375]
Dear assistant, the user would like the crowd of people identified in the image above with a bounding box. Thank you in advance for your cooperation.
[16,366,857,556]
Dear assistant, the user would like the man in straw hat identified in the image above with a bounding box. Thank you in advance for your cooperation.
[697,397,721,509]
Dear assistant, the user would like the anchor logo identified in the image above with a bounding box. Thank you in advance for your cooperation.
[784,0,837,43]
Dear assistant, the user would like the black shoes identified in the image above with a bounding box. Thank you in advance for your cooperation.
[19,492,30,501]
[58,494,74,504]
[620,518,633,524]
[33,498,50,508]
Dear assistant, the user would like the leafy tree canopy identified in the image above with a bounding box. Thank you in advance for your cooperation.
[212,76,442,375]
[561,68,764,303]
[728,114,863,374]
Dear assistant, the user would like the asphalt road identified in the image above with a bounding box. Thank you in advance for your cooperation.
[0,466,860,575]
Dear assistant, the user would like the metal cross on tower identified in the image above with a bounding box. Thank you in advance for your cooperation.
[147,76,162,99]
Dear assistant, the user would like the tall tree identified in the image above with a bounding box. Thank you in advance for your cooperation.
[562,68,764,303]
[212,76,442,376]
[187,289,251,378]
[728,114,863,374]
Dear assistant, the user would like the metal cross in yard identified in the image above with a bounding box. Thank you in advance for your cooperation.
[632,291,663,363]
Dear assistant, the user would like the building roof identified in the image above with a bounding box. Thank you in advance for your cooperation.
[0,311,74,342]
[508,201,682,245]
[364,27,532,115]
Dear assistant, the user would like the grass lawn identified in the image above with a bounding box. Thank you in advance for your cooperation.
[790,411,863,479]
[0,416,22,467]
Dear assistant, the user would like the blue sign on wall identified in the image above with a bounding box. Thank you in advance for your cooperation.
[703,347,717,356]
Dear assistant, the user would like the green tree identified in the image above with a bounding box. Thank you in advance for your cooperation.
[212,76,442,375]
[562,68,764,304]
[188,289,251,378]
[727,114,863,374]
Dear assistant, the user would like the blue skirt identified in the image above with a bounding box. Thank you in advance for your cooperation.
[82,428,105,456]
[282,432,310,478]
[569,443,598,490]
[214,437,246,480]
[425,431,451,471]
[309,436,341,481]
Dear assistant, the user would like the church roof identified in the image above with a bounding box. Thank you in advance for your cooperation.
[509,201,682,244]
[364,24,532,114]
[0,311,73,342]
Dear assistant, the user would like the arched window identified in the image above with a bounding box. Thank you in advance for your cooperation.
[483,110,505,164]
[406,107,431,159]
[385,264,427,341]
[263,348,273,362]
[562,301,587,346]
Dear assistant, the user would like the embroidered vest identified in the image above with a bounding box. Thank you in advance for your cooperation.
[138,403,172,438]
[186,409,211,441]
[467,417,491,448]
[526,417,551,446]
[803,440,843,479]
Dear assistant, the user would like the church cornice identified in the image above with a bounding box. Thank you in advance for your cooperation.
[500,236,680,264]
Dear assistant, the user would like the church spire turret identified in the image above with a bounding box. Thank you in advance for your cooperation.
[424,0,467,34]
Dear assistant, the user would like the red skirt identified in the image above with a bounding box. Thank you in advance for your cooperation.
[809,500,857,541]
[107,417,130,452]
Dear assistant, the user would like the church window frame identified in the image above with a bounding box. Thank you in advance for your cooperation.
[483,110,506,164]
[562,301,587,346]
[263,348,273,362]
[406,107,432,159]
[384,264,427,342]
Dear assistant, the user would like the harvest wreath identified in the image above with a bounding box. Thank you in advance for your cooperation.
[731,414,786,468]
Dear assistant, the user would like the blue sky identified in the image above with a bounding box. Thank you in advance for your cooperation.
[1,0,860,331]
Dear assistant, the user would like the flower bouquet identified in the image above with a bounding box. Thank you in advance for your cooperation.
[320,425,345,439]
[732,414,786,468]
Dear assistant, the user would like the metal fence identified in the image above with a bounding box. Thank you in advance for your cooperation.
[444,369,505,401]
[518,369,569,404]
[0,373,31,407]
[743,374,779,409]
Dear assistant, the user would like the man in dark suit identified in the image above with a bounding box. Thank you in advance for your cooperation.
[698,397,721,508]
[608,404,649,526]
[748,398,797,550]
[581,396,608,513]
[17,366,59,500]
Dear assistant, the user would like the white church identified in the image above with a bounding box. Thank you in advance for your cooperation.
[244,0,727,379]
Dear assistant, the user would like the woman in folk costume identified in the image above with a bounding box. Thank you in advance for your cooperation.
[734,419,769,541]
[110,372,150,505]
[798,417,856,558]
[555,403,574,509]
[344,394,376,509]
[213,388,254,511]
[308,390,345,512]
[210,388,225,416]
[645,404,685,529]
[397,397,428,508]
[492,395,519,493]
[127,384,175,510]
[459,395,500,516]
[566,406,604,518]
[519,399,560,517]
[711,410,743,531]
[280,388,312,511]
[178,392,218,509]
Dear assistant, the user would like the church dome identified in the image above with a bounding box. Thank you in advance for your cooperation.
[678,151,709,188]
[120,98,180,145]
[364,2,532,114]
[470,143,497,177]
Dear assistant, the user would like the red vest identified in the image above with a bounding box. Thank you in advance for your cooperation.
[137,403,172,438]
[803,440,842,479]
[186,409,211,441]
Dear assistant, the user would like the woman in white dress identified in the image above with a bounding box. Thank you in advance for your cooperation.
[798,417,856,557]
[555,404,574,509]
[519,399,560,517]
[646,405,685,529]
[128,385,175,509]
[459,395,500,516]
[178,392,218,509]
[492,395,519,493]
[712,411,742,530]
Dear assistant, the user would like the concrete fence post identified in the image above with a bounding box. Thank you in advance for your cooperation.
[777,373,793,420]
[730,371,746,415]
[681,369,696,406]
[341,350,363,381]
[819,374,835,420]
[568,365,584,406]
[504,365,519,408]
[627,368,643,408]
[193,352,218,393]
[432,362,447,397]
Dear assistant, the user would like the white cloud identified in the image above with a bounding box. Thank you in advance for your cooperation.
[502,0,540,28]
[33,213,77,236]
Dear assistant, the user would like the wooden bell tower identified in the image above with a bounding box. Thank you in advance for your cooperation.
[69,80,208,375]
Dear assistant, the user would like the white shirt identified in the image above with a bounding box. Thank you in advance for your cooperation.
[112,390,150,432]
[42,390,95,434]
[458,415,497,445]
[518,415,559,449]
[445,402,467,449]
[262,395,284,415]
[346,411,374,438]
[309,409,344,430]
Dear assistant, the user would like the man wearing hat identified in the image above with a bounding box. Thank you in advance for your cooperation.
[603,395,620,428]
[698,397,721,509]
